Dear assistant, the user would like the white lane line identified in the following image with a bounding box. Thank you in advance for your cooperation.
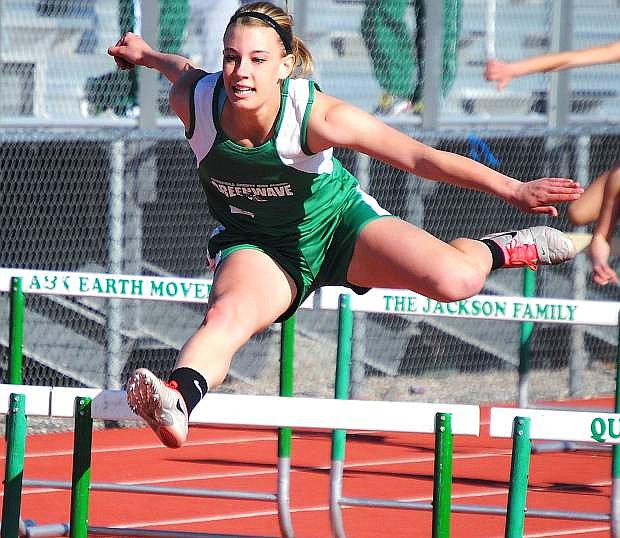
[519,526,609,537]
[16,429,414,459]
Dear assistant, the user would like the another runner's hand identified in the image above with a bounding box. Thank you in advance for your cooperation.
[484,59,514,91]
[108,32,152,70]
[512,178,583,217]
[589,234,619,286]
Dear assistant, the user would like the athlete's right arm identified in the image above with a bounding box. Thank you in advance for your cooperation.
[169,69,208,129]
[108,32,198,85]
[108,32,205,129]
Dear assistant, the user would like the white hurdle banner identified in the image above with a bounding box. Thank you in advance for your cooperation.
[490,407,620,444]
[319,286,620,326]
[0,384,480,435]
[0,267,315,309]
[2,267,618,324]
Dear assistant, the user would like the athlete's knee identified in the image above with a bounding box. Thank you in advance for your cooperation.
[425,264,486,302]
[202,300,259,340]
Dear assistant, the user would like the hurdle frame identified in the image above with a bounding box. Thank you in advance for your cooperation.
[1,270,310,538]
[329,295,464,538]
[1,270,481,538]
[0,383,481,538]
[321,286,620,536]
[4,267,620,536]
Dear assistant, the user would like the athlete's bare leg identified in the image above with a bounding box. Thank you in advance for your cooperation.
[174,249,297,389]
[347,217,575,302]
[347,218,493,302]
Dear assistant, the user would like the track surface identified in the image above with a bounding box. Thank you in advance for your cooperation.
[3,399,614,537]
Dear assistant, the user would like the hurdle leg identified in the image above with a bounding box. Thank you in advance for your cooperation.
[432,412,453,538]
[504,416,531,538]
[69,397,93,538]
[330,294,353,538]
[278,315,295,538]
[518,268,535,409]
[612,317,620,538]
[9,277,25,385]
[1,393,27,538]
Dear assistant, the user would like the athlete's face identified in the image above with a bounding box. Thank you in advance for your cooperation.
[222,24,293,110]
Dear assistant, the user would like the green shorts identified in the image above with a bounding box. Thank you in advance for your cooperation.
[208,188,393,322]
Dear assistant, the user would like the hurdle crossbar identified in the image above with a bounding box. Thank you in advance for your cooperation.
[0,384,480,434]
[0,386,480,538]
[490,407,620,445]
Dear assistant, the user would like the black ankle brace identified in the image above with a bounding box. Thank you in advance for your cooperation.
[479,238,506,270]
[168,367,209,416]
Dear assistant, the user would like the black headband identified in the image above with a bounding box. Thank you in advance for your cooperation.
[228,11,293,54]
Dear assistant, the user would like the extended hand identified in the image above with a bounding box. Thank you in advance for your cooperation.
[484,59,514,91]
[512,178,583,217]
[108,32,153,70]
[589,234,619,285]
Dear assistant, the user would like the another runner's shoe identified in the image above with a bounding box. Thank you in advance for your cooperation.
[482,226,576,270]
[126,368,188,448]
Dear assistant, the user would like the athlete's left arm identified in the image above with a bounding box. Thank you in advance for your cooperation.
[307,91,583,216]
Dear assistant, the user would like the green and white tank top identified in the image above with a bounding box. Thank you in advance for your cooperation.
[186,72,361,241]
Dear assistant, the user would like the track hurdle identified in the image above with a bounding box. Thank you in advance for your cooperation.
[490,407,620,536]
[322,288,620,536]
[328,294,481,538]
[0,268,316,538]
[0,384,480,538]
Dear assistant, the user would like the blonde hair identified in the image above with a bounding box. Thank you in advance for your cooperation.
[227,2,314,78]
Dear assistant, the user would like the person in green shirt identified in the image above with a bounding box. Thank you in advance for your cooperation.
[110,2,582,448]
[361,0,462,115]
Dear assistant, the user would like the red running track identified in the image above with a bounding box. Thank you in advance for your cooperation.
[2,398,614,537]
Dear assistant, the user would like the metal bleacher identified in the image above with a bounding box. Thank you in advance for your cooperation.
[4,0,619,119]
[311,0,620,118]
[1,0,118,118]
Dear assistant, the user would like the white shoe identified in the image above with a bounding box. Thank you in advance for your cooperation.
[482,226,576,270]
[126,368,188,448]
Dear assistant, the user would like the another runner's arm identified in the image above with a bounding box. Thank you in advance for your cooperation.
[593,173,620,243]
[589,172,620,285]
[485,40,620,90]
[306,91,583,216]
[507,40,620,76]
